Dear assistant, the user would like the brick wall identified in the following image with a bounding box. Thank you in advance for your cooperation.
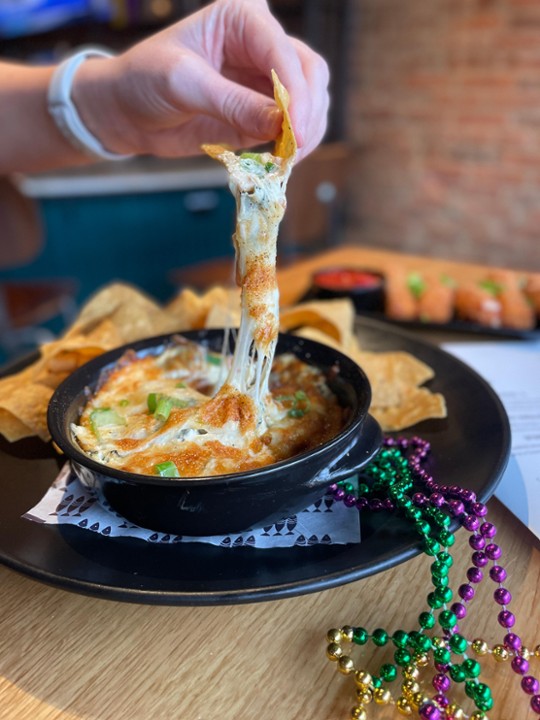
[345,0,540,270]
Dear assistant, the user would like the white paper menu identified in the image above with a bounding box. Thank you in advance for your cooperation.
[442,340,540,541]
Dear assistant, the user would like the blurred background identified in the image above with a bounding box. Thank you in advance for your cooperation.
[1,0,540,362]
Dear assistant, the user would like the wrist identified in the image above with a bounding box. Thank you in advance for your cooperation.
[70,55,142,157]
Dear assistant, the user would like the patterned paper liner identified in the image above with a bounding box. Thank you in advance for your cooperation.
[23,464,361,549]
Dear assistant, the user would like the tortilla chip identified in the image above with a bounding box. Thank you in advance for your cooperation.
[271,69,297,161]
[280,299,356,346]
[0,284,187,442]
[204,303,241,329]
[33,348,102,389]
[370,386,447,432]
[166,288,207,329]
[292,326,344,352]
[352,351,435,407]
[64,283,136,336]
[201,144,229,164]
[42,319,121,359]
[293,316,446,430]
[167,287,241,330]
[292,324,364,360]
[28,319,123,389]
[0,371,53,441]
[105,297,179,343]
[67,283,179,343]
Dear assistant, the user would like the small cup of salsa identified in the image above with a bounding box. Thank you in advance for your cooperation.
[310,267,385,312]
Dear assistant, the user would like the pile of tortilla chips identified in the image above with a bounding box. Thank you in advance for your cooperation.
[278,299,447,432]
[0,283,446,443]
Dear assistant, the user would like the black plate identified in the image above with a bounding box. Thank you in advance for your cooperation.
[0,317,510,605]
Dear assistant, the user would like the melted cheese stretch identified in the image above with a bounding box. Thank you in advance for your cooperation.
[211,152,293,433]
[203,69,297,435]
[72,343,346,478]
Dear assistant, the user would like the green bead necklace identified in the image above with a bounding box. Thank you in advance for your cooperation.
[325,437,540,720]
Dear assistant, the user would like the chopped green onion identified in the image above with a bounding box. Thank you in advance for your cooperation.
[407,272,426,299]
[119,399,129,407]
[155,395,175,422]
[440,273,457,288]
[277,390,311,417]
[288,408,305,419]
[175,381,187,388]
[89,408,126,437]
[478,279,503,296]
[154,461,180,478]
[147,392,158,413]
[148,393,192,421]
[239,153,276,172]
[240,152,264,164]
[207,353,222,366]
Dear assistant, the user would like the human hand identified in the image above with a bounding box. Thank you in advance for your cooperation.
[73,0,330,162]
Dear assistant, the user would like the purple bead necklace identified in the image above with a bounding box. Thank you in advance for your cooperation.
[325,436,540,719]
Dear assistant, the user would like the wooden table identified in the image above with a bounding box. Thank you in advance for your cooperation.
[1,247,539,720]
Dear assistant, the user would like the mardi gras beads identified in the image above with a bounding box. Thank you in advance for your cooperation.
[325,437,540,718]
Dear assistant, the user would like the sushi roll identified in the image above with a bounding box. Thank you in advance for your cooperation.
[417,272,456,324]
[454,283,502,327]
[484,271,535,330]
[524,275,540,318]
[384,268,419,321]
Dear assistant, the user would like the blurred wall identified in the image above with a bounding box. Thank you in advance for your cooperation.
[345,0,540,270]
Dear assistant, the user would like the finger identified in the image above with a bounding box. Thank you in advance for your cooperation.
[220,4,312,146]
[289,38,330,160]
[168,52,282,141]
[145,115,270,158]
[221,66,274,98]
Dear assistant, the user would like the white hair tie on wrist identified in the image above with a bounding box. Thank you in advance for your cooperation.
[48,48,133,162]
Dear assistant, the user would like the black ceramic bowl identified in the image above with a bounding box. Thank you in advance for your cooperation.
[47,330,382,536]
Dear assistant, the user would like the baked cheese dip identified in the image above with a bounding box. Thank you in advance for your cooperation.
[71,73,347,478]
[71,338,346,477]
